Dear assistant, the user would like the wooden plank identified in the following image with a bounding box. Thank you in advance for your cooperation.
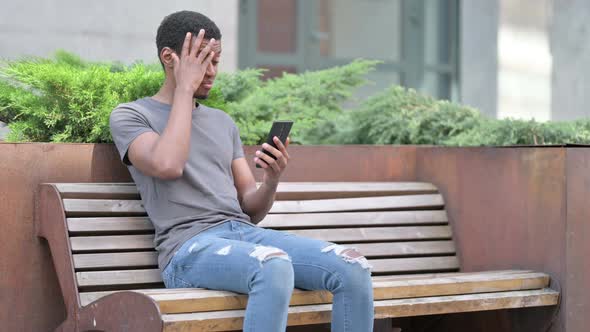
[73,256,458,288]
[68,217,154,233]
[63,195,444,216]
[270,194,444,214]
[161,289,559,331]
[288,226,452,242]
[54,182,437,200]
[67,229,453,253]
[70,241,457,270]
[274,182,438,200]
[63,199,145,216]
[54,183,140,199]
[353,241,456,257]
[66,211,449,234]
[79,271,550,309]
[369,256,460,274]
[73,252,158,269]
[70,230,455,257]
[70,234,154,252]
[258,210,449,229]
[76,269,162,287]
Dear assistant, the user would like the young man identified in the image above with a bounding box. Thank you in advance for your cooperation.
[109,10,373,332]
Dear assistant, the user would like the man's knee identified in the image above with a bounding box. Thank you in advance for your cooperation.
[321,244,373,271]
[249,245,294,292]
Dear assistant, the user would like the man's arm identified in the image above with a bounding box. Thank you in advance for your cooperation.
[127,30,215,179]
[232,137,291,223]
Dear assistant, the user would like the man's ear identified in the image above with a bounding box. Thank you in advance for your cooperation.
[160,47,176,69]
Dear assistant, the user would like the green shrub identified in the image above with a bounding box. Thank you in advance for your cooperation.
[1,51,589,146]
[224,59,378,145]
[0,52,376,144]
[0,53,165,142]
[446,118,590,146]
[335,85,483,145]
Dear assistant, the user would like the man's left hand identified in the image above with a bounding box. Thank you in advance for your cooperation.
[254,136,290,186]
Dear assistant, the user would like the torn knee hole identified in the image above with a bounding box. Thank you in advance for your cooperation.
[322,244,373,271]
[250,245,291,263]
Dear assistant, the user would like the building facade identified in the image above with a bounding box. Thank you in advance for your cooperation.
[1,0,588,121]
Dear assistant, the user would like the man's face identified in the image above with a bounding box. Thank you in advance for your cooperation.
[194,39,222,99]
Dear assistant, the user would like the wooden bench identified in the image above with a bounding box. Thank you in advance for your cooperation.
[36,182,559,331]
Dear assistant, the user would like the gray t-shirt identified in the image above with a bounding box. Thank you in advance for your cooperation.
[109,97,253,270]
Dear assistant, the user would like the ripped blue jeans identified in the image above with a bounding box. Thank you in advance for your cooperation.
[162,220,374,332]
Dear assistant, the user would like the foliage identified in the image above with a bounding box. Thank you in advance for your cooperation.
[1,51,589,146]
[0,52,376,144]
[335,86,483,145]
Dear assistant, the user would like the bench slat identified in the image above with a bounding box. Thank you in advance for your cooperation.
[56,182,437,200]
[288,225,452,242]
[270,194,444,214]
[78,270,543,305]
[68,217,154,233]
[73,252,158,269]
[77,269,162,287]
[63,199,145,216]
[66,210,449,234]
[273,182,438,200]
[72,241,457,270]
[63,194,444,216]
[55,183,140,199]
[79,271,550,309]
[370,256,459,274]
[70,234,154,252]
[69,226,452,252]
[260,210,448,228]
[75,256,459,287]
[160,289,559,330]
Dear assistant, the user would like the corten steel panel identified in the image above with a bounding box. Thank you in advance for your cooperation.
[415,147,565,331]
[565,148,590,332]
[0,143,131,332]
[245,145,417,182]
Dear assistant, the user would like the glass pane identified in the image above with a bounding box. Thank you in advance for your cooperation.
[421,72,452,100]
[313,0,402,62]
[424,0,452,66]
[257,0,297,54]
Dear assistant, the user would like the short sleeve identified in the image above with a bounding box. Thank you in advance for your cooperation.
[109,107,154,166]
[232,123,245,160]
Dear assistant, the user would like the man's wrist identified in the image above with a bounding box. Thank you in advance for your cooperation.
[261,178,279,190]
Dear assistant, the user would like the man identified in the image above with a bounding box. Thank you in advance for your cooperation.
[109,10,373,332]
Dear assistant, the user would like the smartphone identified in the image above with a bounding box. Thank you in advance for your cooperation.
[255,120,293,168]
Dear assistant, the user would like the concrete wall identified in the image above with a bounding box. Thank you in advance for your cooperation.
[0,0,239,72]
[459,0,499,118]
[550,0,590,120]
[497,0,552,121]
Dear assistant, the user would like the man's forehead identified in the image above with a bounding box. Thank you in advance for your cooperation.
[197,39,222,54]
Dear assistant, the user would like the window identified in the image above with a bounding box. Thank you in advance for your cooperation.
[239,0,459,101]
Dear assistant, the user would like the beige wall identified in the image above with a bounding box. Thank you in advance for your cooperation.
[497,0,552,121]
[0,0,239,72]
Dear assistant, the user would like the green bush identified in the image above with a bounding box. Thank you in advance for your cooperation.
[224,60,378,145]
[1,51,589,146]
[0,53,165,142]
[447,118,590,146]
[334,86,483,145]
[0,51,376,144]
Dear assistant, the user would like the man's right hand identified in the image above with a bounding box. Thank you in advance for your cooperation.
[172,29,216,94]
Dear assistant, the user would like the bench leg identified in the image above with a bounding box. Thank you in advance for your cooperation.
[77,291,162,332]
[374,318,402,332]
